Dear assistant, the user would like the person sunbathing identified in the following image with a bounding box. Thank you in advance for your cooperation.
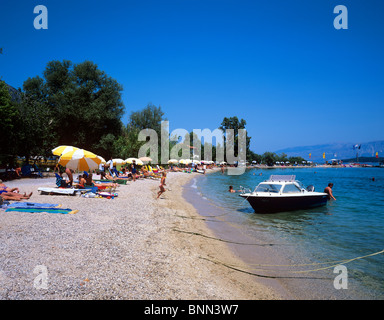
[0,180,33,200]
[75,174,87,188]
[84,172,118,188]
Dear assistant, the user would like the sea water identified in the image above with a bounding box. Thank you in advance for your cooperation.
[185,167,384,299]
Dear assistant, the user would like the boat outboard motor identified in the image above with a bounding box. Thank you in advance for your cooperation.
[306,185,315,192]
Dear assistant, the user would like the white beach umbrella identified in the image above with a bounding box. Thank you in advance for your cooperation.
[168,159,179,164]
[179,159,192,165]
[107,158,125,164]
[58,149,102,171]
[125,158,143,165]
[139,156,152,162]
[97,156,106,164]
[52,145,79,156]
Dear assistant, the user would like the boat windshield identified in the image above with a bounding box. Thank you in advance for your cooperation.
[282,183,302,193]
[255,183,282,193]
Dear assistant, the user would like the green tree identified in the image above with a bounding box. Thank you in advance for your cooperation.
[17,76,55,159]
[262,152,277,166]
[115,104,166,160]
[0,80,21,161]
[219,116,251,161]
[25,60,124,158]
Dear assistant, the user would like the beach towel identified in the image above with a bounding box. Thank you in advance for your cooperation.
[99,192,118,198]
[38,187,93,195]
[5,207,78,214]
[6,202,60,208]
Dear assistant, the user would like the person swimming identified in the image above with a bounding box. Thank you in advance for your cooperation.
[228,186,241,193]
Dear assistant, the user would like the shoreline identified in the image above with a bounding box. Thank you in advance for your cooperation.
[0,173,281,299]
[186,168,374,300]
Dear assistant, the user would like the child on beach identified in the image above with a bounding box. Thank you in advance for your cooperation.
[157,172,167,199]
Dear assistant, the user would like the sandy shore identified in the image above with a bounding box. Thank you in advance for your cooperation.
[0,172,281,300]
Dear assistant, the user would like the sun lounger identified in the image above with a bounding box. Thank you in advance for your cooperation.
[38,187,92,195]
[93,179,128,185]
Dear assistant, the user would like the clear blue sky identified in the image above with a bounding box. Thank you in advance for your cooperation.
[1,0,383,153]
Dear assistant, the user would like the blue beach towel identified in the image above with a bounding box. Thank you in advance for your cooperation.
[5,207,78,214]
[7,202,59,208]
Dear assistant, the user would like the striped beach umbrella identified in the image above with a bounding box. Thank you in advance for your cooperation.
[125,158,143,166]
[58,149,102,171]
[52,145,79,156]
[107,158,126,165]
[180,159,192,165]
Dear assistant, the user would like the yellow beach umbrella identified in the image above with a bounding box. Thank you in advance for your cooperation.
[58,149,102,171]
[97,156,106,164]
[125,158,143,165]
[111,158,126,165]
[52,145,79,156]
[180,159,192,165]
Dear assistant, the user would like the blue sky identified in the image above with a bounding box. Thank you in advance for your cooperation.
[1,0,383,153]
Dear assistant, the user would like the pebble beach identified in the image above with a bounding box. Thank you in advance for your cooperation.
[0,172,282,300]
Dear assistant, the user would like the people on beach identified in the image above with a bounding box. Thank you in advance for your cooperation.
[57,170,70,188]
[324,183,336,200]
[78,174,87,187]
[0,179,33,201]
[65,168,74,186]
[131,160,137,182]
[157,172,167,199]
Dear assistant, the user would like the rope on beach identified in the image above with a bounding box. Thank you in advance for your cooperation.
[174,214,227,222]
[172,228,286,247]
[199,249,384,277]
[289,249,384,274]
[198,256,331,280]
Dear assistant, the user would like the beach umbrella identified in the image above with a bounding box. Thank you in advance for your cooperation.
[192,160,201,164]
[107,158,126,165]
[168,159,179,164]
[139,156,152,162]
[125,158,143,165]
[220,161,227,165]
[97,156,106,163]
[52,145,79,156]
[58,149,102,171]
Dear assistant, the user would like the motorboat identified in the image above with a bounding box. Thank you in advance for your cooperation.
[240,175,328,213]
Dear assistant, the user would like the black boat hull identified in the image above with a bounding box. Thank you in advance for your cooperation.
[241,194,328,213]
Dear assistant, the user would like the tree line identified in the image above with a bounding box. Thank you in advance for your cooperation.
[1,59,305,166]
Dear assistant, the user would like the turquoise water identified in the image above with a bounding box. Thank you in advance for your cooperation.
[191,167,384,299]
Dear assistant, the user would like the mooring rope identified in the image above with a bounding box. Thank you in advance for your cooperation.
[172,228,288,246]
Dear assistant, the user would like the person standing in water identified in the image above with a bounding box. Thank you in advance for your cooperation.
[324,183,336,200]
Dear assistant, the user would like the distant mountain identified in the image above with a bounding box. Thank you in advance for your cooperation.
[274,140,384,162]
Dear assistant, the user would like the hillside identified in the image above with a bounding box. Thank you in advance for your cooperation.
[274,140,384,161]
